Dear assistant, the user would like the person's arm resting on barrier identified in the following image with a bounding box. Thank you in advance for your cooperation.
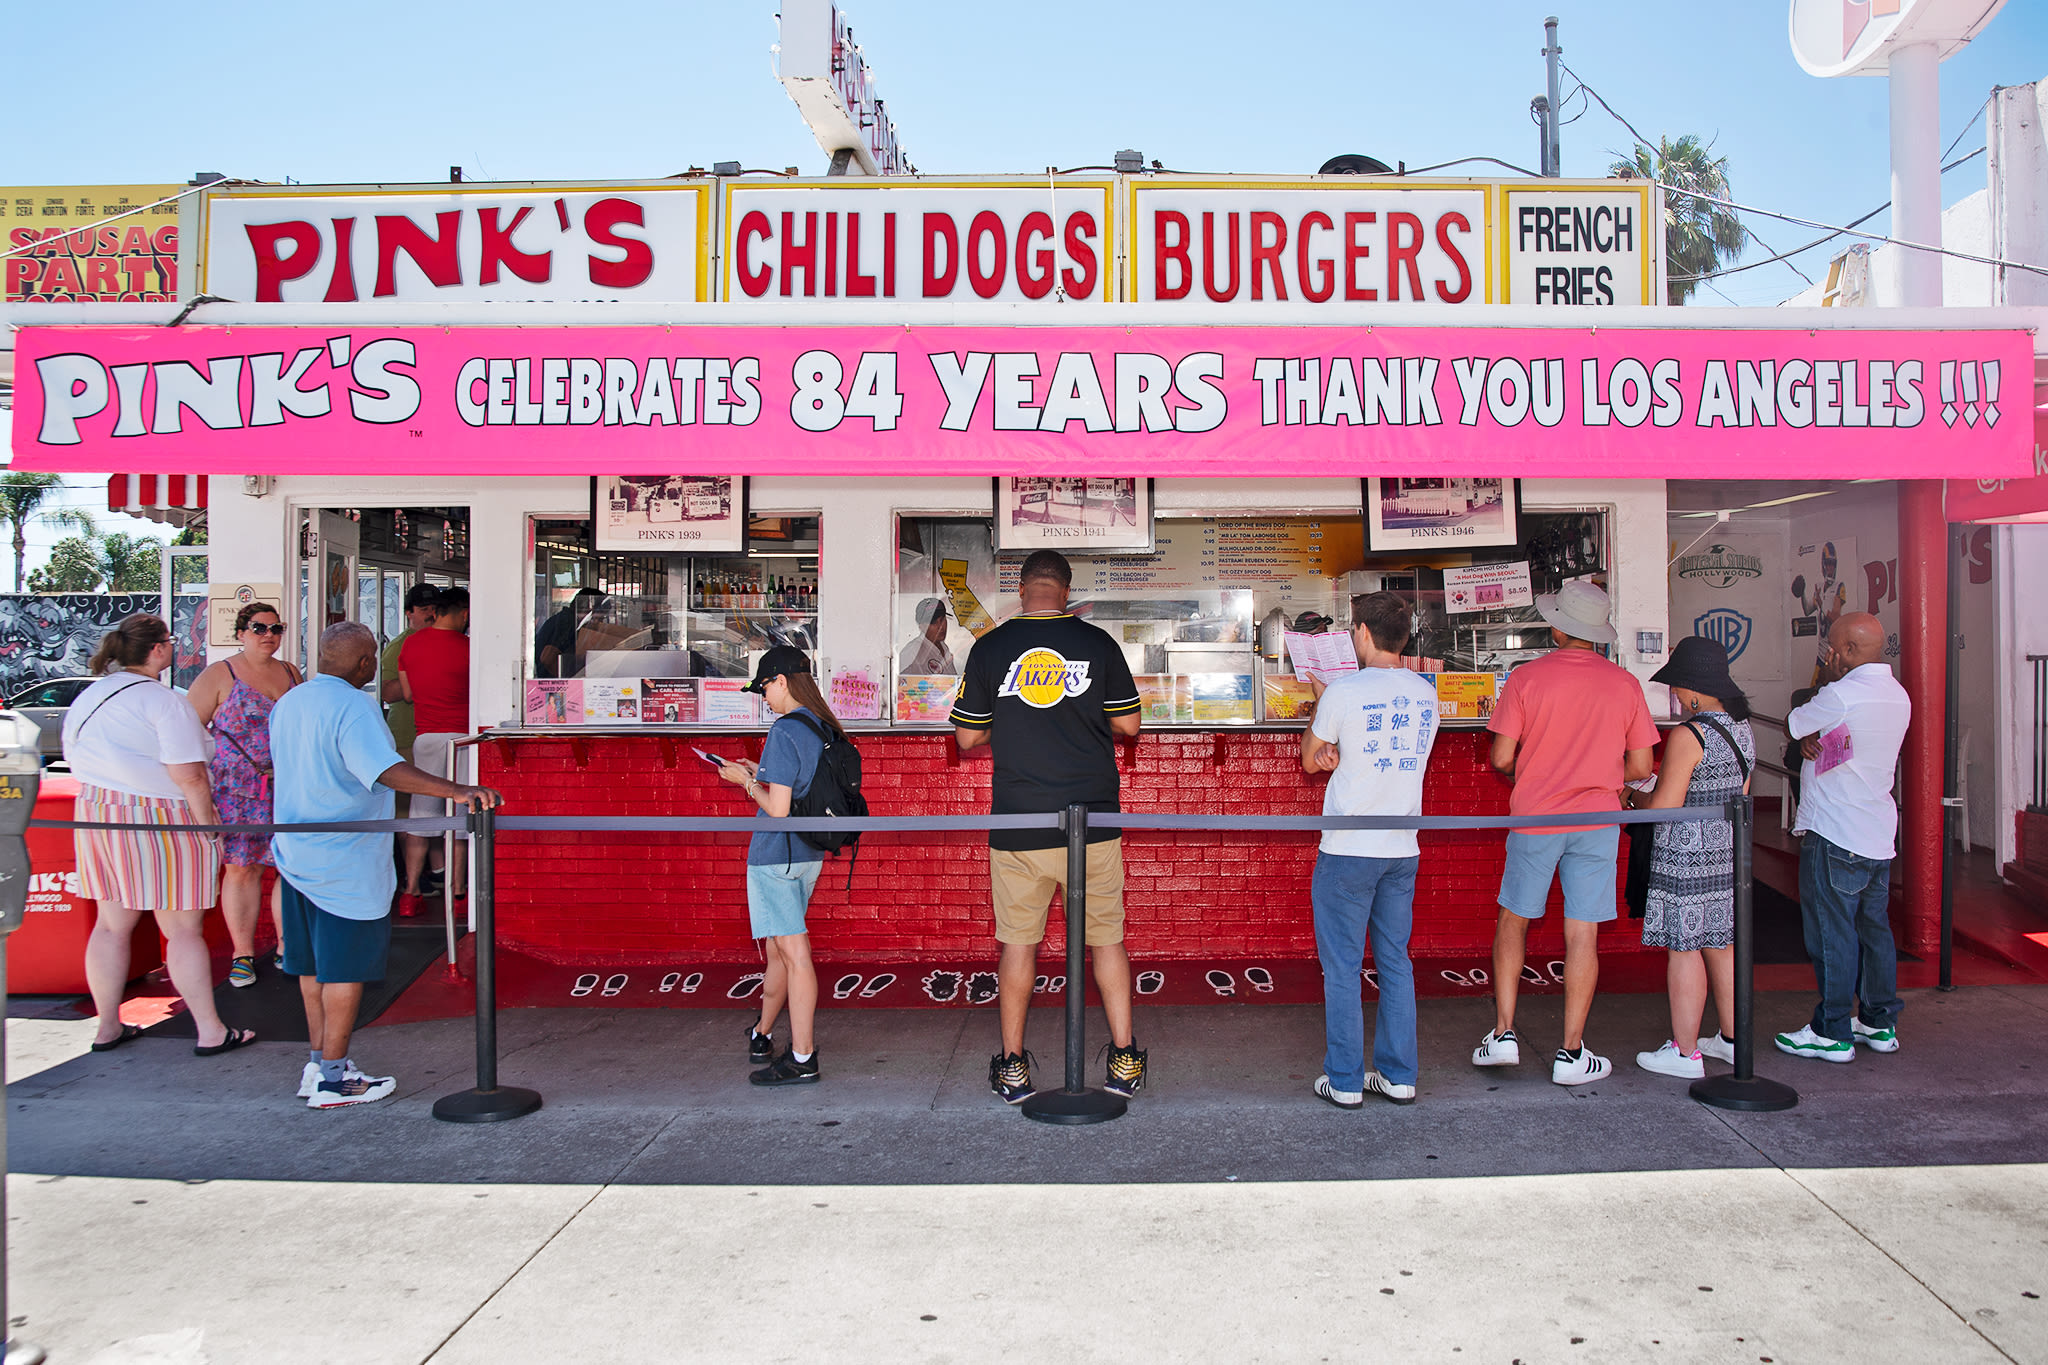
[338,705,501,811]
[376,760,503,812]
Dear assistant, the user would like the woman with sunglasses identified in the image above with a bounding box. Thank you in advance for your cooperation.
[189,603,302,987]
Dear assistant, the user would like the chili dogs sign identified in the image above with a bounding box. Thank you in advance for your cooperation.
[13,324,2028,480]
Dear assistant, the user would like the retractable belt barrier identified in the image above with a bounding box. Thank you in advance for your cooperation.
[33,799,1797,1123]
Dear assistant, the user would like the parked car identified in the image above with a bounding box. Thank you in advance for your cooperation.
[5,677,97,762]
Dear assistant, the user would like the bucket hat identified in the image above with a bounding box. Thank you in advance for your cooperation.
[1651,635,1746,704]
[1533,579,1617,645]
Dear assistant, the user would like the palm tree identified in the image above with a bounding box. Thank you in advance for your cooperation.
[1612,135,1748,306]
[0,473,96,592]
[93,533,164,593]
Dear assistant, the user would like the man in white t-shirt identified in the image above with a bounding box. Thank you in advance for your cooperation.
[1774,611,1912,1063]
[1300,591,1439,1108]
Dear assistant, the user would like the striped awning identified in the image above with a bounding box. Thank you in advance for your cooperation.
[107,473,207,528]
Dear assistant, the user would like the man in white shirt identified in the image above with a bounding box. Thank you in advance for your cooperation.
[1300,592,1438,1107]
[1774,611,1911,1063]
[898,597,957,676]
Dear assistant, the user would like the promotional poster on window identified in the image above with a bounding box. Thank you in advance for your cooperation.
[592,475,746,552]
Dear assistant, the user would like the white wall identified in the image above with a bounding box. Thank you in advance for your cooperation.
[209,474,1669,732]
[1994,523,2048,866]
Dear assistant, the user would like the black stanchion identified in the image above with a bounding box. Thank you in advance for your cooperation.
[1691,796,1799,1112]
[433,807,542,1123]
[1021,804,1127,1125]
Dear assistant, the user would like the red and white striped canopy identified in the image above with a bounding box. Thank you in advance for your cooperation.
[106,473,207,528]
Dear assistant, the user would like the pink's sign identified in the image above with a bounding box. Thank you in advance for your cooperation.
[10,323,2032,478]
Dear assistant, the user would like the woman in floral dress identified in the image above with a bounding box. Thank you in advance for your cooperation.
[188,603,302,988]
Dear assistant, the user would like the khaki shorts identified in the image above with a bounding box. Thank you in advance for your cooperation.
[990,840,1126,947]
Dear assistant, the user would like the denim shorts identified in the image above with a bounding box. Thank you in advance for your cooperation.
[747,860,823,939]
[1497,827,1620,923]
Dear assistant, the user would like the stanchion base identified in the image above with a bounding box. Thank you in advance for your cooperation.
[1689,1074,1799,1112]
[432,1085,543,1123]
[1021,1087,1127,1125]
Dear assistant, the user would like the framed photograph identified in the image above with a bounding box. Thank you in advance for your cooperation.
[993,477,1154,554]
[591,475,747,553]
[1362,477,1521,552]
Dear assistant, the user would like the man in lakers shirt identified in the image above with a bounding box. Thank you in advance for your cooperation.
[952,550,1145,1105]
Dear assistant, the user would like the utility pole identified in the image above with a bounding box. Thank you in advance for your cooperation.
[1542,16,1564,177]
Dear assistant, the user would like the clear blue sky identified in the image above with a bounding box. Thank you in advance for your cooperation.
[6,1,2045,567]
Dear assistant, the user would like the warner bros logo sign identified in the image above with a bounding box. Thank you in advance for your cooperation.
[1694,608,1753,664]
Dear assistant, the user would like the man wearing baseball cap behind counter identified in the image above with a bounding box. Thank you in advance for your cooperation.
[1478,580,1658,1087]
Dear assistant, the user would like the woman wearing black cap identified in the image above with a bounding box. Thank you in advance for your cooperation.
[716,645,844,1086]
[1626,637,1756,1080]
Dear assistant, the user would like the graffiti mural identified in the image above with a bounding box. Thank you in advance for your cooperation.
[0,594,160,695]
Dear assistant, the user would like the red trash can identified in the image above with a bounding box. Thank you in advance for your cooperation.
[12,773,164,994]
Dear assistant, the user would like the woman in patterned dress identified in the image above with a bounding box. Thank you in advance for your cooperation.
[1627,637,1755,1080]
[188,602,302,988]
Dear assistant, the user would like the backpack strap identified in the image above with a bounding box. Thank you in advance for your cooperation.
[69,676,153,741]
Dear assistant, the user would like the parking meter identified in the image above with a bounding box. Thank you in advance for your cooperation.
[0,710,46,1365]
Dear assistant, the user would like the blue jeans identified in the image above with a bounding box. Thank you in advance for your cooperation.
[1311,852,1419,1088]
[1797,832,1902,1043]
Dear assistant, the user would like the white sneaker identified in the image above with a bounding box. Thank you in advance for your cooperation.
[1361,1071,1417,1106]
[1696,1032,1735,1065]
[1313,1075,1363,1110]
[296,1060,385,1098]
[1851,1018,1900,1052]
[1472,1029,1521,1067]
[1551,1047,1612,1086]
[1635,1041,1705,1079]
[307,1073,398,1109]
[1774,1025,1854,1063]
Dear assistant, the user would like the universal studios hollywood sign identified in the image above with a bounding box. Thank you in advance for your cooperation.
[1676,544,1764,588]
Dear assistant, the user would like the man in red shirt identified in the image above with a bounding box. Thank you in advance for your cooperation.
[1478,581,1657,1085]
[398,586,471,913]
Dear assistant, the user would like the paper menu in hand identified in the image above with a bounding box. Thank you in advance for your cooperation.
[1285,630,1358,684]
[1813,723,1854,776]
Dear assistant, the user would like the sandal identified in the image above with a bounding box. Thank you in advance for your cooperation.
[193,1026,258,1057]
[227,955,258,989]
[90,1023,145,1052]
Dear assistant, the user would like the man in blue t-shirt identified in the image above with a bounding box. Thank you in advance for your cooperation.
[952,550,1145,1106]
[270,623,502,1110]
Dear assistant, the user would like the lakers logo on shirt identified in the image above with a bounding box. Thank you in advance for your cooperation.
[997,648,1092,708]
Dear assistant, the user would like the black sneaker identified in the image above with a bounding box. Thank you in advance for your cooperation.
[989,1050,1037,1105]
[746,1027,774,1062]
[1104,1042,1148,1097]
[749,1050,820,1086]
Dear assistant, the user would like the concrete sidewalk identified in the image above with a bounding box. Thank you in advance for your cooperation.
[8,986,2048,1362]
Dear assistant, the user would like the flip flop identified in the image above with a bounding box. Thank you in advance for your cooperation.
[90,1023,144,1053]
[193,1026,258,1057]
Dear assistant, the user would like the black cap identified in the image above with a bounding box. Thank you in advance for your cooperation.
[1651,635,1745,702]
[743,645,813,694]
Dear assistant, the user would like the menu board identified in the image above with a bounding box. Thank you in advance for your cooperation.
[998,517,1363,600]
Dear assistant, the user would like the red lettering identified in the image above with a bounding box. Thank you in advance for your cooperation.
[1343,212,1377,301]
[1061,211,1097,297]
[118,225,150,253]
[325,218,357,301]
[246,220,321,302]
[84,259,118,295]
[1202,212,1241,302]
[884,212,897,296]
[922,213,958,297]
[152,225,178,254]
[1013,211,1053,299]
[1385,212,1424,302]
[967,211,1006,299]
[736,211,772,297]
[479,206,551,285]
[374,211,462,297]
[1250,212,1287,300]
[5,260,37,296]
[1155,211,1191,300]
[1298,211,1334,303]
[7,229,34,251]
[1434,212,1472,303]
[845,211,877,297]
[42,257,82,295]
[95,226,121,254]
[780,211,818,296]
[824,212,839,296]
[584,198,653,289]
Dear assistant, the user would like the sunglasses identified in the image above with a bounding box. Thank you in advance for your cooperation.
[245,622,286,637]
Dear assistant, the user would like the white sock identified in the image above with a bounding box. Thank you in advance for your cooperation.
[792,1050,813,1063]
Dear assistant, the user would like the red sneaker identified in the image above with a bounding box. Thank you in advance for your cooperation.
[396,892,425,918]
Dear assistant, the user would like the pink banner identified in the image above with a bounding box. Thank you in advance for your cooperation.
[1946,413,2048,523]
[10,323,2033,479]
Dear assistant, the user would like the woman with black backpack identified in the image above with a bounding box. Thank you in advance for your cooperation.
[717,646,845,1086]
[1625,636,1756,1081]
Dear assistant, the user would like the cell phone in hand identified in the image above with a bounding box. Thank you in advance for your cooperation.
[692,748,730,769]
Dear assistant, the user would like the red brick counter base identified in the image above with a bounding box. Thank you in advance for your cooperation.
[482,730,1600,968]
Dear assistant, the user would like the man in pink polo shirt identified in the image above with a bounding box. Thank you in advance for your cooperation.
[1476,581,1657,1085]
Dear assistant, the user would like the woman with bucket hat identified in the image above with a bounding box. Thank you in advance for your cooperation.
[1625,636,1756,1080]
